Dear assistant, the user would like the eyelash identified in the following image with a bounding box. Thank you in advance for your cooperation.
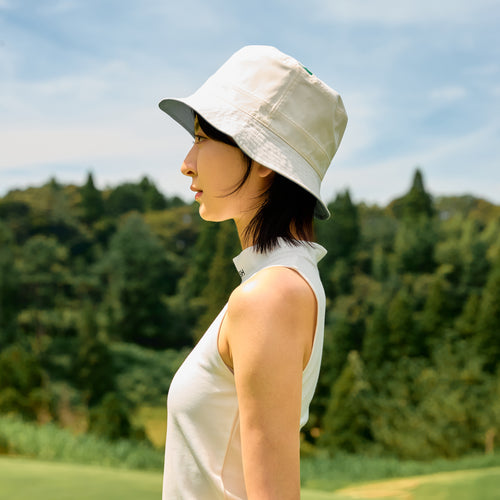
[194,134,206,144]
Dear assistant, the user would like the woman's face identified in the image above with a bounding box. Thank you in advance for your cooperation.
[181,118,271,223]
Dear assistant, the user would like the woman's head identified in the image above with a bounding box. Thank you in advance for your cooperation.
[184,113,316,251]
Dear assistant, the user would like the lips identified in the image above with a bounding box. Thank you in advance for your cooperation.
[190,186,203,201]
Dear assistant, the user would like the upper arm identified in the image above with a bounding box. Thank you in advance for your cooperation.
[221,267,316,499]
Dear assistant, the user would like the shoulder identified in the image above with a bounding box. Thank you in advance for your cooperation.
[220,267,317,371]
[228,266,316,318]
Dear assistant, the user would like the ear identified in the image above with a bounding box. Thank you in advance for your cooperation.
[254,162,274,179]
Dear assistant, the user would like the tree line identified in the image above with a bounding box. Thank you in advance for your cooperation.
[0,169,499,458]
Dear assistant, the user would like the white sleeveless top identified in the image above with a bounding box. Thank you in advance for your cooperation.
[162,239,327,499]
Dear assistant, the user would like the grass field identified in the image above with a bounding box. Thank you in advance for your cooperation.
[1,456,499,499]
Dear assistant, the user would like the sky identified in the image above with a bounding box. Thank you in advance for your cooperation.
[1,0,499,206]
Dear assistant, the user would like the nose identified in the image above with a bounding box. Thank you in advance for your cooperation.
[181,145,197,177]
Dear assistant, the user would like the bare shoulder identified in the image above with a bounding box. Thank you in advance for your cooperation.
[221,267,317,371]
[228,266,316,317]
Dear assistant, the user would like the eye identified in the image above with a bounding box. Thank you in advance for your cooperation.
[194,134,207,144]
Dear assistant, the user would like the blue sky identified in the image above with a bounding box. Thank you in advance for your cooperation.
[1,0,499,206]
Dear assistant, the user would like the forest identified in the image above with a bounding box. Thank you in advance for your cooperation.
[1,168,499,461]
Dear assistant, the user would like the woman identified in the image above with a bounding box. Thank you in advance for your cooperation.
[159,45,347,499]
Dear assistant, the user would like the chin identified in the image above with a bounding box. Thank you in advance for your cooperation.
[198,205,232,223]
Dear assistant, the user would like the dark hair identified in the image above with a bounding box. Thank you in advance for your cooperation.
[196,113,316,253]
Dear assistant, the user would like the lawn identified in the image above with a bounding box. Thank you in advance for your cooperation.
[1,455,499,499]
[332,466,500,500]
[0,456,162,500]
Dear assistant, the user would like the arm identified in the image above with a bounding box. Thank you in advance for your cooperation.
[221,267,316,500]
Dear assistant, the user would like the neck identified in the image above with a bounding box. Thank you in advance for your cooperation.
[234,217,313,251]
[234,216,254,250]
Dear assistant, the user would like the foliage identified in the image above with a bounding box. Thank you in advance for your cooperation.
[0,344,52,419]
[73,302,115,406]
[0,222,20,346]
[1,168,500,462]
[88,393,148,442]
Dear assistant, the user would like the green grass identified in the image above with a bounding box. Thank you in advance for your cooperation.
[0,456,162,500]
[300,450,500,491]
[0,414,163,470]
[333,467,500,500]
[0,456,499,499]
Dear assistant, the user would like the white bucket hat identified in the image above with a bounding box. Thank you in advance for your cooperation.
[159,45,347,219]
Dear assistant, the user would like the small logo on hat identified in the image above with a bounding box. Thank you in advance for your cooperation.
[238,269,245,278]
[301,65,313,75]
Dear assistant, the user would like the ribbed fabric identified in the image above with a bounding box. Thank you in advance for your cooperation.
[162,240,327,499]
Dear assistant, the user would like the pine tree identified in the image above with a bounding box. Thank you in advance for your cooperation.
[79,172,104,224]
[458,219,490,290]
[320,351,373,453]
[391,168,434,220]
[362,305,390,370]
[393,217,437,274]
[139,176,168,211]
[387,289,416,358]
[419,276,453,352]
[317,189,360,270]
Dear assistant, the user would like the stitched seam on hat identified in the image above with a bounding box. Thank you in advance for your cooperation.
[237,82,330,169]
[269,71,330,166]
[213,85,329,177]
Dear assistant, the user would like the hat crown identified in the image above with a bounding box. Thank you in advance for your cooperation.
[204,45,347,179]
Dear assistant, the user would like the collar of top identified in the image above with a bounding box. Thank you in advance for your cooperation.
[232,239,327,283]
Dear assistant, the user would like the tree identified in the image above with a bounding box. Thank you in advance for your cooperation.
[79,172,104,224]
[196,221,240,338]
[393,216,437,274]
[0,344,51,419]
[454,291,481,339]
[362,305,390,370]
[458,219,490,290]
[106,183,145,216]
[390,168,434,220]
[139,176,168,211]
[387,288,417,358]
[87,393,147,442]
[74,302,115,406]
[0,222,20,347]
[320,351,373,453]
[19,235,69,311]
[317,190,360,272]
[370,340,497,459]
[475,258,500,372]
[103,213,175,347]
[418,276,454,351]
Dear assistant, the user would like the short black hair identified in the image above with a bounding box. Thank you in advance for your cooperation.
[196,113,315,253]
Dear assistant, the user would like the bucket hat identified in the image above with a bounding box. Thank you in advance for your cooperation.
[159,45,347,219]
